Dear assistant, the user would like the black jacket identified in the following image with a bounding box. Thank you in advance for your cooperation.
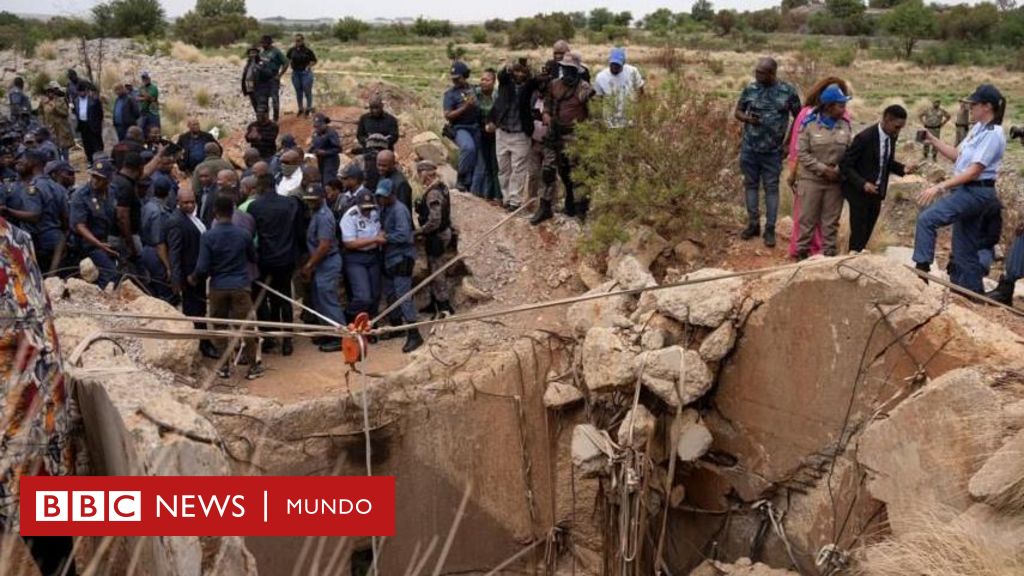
[489,68,537,137]
[356,112,400,151]
[176,131,217,172]
[113,94,140,128]
[840,124,906,200]
[166,210,203,288]
[74,95,104,134]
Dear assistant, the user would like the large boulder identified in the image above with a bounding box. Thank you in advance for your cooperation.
[572,424,614,477]
[654,268,742,328]
[635,346,714,408]
[129,295,198,373]
[609,255,657,291]
[544,381,583,409]
[608,225,670,270]
[969,428,1024,512]
[859,368,1005,536]
[566,281,632,335]
[674,410,713,462]
[581,327,636,392]
[699,322,736,363]
[617,404,656,450]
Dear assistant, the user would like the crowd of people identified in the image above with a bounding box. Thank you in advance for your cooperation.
[736,57,1015,298]
[0,35,470,382]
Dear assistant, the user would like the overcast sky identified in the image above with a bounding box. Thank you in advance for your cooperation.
[10,0,984,22]
[15,0,785,22]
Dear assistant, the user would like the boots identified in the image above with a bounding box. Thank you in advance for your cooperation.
[402,328,424,353]
[763,226,776,248]
[433,300,455,320]
[530,199,553,225]
[987,277,1016,305]
[199,339,219,359]
[741,222,760,240]
[419,295,438,315]
[281,338,294,357]
[563,187,576,217]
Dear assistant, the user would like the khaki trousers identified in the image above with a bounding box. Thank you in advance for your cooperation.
[496,129,531,208]
[797,179,844,256]
[209,288,256,365]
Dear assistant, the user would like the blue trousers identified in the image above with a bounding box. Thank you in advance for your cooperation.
[471,132,500,200]
[1006,235,1024,282]
[86,247,118,288]
[740,148,782,228]
[311,253,344,324]
[292,69,314,111]
[454,127,479,191]
[115,124,130,142]
[344,251,381,319]
[913,184,999,294]
[140,246,173,302]
[138,112,160,136]
[383,271,416,324]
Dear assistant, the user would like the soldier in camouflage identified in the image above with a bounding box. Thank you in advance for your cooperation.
[919,100,951,161]
[955,101,970,147]
[735,57,802,248]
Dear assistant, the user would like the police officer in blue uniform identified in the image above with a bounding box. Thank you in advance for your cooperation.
[149,152,179,209]
[340,189,384,320]
[301,184,345,352]
[376,179,424,353]
[914,84,1008,294]
[140,177,175,301]
[25,154,71,273]
[69,159,119,287]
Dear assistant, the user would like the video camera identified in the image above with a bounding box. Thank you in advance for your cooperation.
[1010,126,1024,142]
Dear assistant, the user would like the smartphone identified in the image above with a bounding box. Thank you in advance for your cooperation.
[915,129,928,143]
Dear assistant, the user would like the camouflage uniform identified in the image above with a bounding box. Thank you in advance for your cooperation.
[736,80,801,230]
[920,105,951,160]
[955,104,970,147]
[415,181,454,303]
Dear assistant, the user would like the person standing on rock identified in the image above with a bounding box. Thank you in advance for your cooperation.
[340,189,384,320]
[735,57,802,248]
[310,114,342,184]
[443,61,481,193]
[795,84,852,260]
[112,83,140,143]
[190,194,265,380]
[249,172,302,355]
[300,184,344,352]
[259,35,288,122]
[40,82,73,161]
[136,72,161,136]
[377,178,424,353]
[7,77,32,130]
[74,82,104,165]
[242,45,264,116]
[176,118,217,174]
[919,100,951,162]
[357,95,400,151]
[533,53,592,225]
[286,34,317,117]
[0,214,78,576]
[375,150,412,212]
[490,58,536,212]
[914,84,1007,294]
[414,161,456,318]
[69,158,119,288]
[473,68,502,203]
[840,105,913,253]
[246,108,279,162]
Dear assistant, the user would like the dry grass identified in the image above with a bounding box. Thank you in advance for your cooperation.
[162,96,188,133]
[36,41,58,60]
[170,41,203,64]
[856,509,1024,576]
[100,63,127,95]
[194,87,211,108]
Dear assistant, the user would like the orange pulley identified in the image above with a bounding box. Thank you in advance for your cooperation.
[341,312,371,365]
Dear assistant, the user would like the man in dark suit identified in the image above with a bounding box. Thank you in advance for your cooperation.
[840,105,915,253]
[74,82,105,164]
[166,187,218,358]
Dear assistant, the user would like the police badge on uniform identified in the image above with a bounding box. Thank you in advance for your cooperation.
[27,186,38,196]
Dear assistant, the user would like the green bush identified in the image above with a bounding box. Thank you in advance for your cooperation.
[333,17,369,43]
[484,18,510,32]
[470,26,487,44]
[829,44,857,67]
[411,17,452,38]
[174,12,255,47]
[29,70,53,96]
[573,80,741,253]
[507,12,575,48]
[92,0,166,38]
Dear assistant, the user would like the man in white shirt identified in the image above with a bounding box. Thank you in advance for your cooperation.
[593,47,645,129]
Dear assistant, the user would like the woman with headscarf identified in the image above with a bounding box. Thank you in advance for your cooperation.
[786,77,852,258]
[795,84,853,259]
[914,84,1007,293]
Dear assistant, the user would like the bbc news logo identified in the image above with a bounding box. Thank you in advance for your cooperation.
[36,491,141,522]
[21,477,395,537]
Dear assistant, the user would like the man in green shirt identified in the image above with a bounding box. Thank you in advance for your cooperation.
[138,71,161,136]
[259,35,288,122]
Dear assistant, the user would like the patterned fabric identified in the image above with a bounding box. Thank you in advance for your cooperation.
[921,106,950,129]
[0,217,75,529]
[737,80,802,154]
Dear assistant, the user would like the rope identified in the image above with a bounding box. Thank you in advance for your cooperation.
[370,198,537,327]
[255,279,342,329]
[481,531,553,576]
[57,308,353,335]
[903,264,1024,318]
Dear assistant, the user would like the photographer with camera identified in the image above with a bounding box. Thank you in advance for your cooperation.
[913,84,1007,294]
